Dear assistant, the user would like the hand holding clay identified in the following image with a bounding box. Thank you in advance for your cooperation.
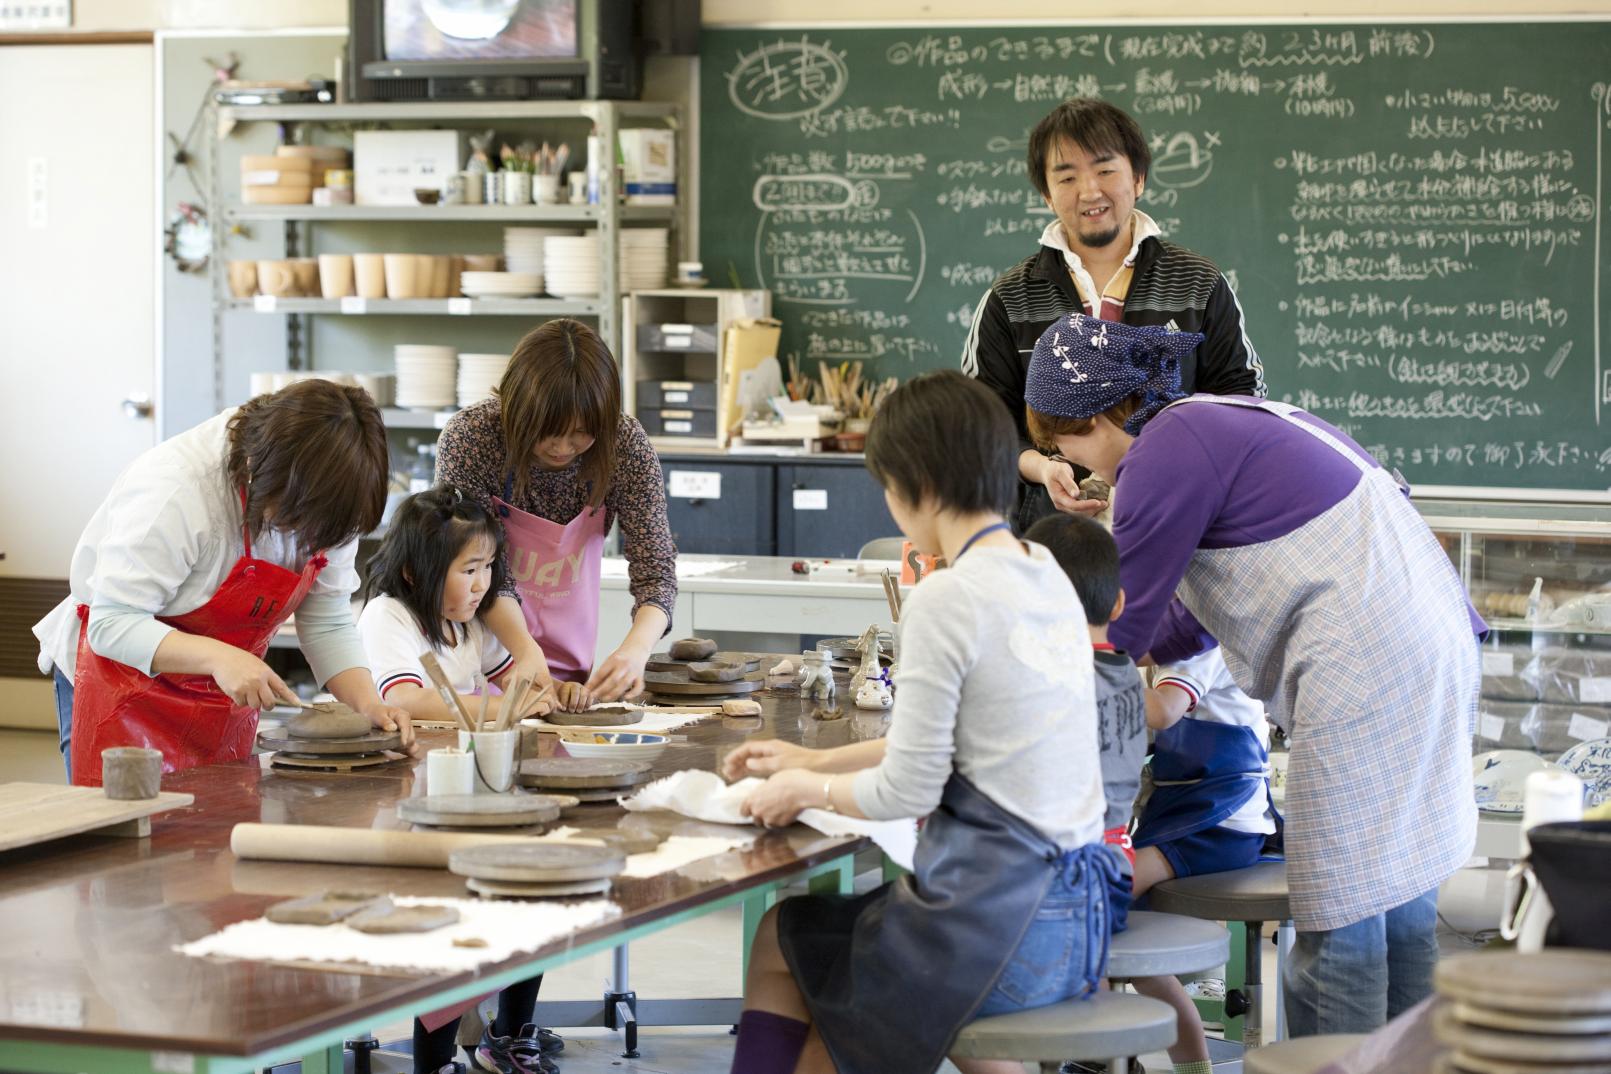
[585,642,649,701]
[1041,456,1106,517]
[554,680,596,712]
[211,646,300,710]
[722,739,812,781]
[362,701,421,756]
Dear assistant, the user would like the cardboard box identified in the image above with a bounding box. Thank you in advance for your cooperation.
[720,318,783,445]
[619,128,676,205]
[354,130,464,207]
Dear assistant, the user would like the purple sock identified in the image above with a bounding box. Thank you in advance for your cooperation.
[731,1009,810,1074]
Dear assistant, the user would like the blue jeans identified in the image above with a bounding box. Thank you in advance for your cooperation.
[974,844,1115,1018]
[1283,888,1439,1036]
[53,667,75,781]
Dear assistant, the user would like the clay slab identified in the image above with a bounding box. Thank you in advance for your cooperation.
[346,903,461,934]
[265,891,389,925]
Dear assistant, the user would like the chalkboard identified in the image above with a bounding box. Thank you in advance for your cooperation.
[699,22,1611,494]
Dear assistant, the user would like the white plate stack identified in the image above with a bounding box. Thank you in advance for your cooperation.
[457,352,510,407]
[393,345,458,409]
[621,228,670,291]
[544,236,602,298]
[504,227,580,278]
[460,272,544,299]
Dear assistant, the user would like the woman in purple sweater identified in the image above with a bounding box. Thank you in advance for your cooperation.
[1023,313,1483,1038]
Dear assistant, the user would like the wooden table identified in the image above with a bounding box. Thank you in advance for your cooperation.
[0,679,886,1074]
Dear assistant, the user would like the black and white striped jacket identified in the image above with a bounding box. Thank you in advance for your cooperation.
[961,236,1265,530]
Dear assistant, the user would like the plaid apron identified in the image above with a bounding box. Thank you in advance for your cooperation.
[1159,395,1477,931]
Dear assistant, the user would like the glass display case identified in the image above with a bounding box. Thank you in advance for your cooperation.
[1415,498,1611,760]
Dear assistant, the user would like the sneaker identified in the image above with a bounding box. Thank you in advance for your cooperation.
[1185,977,1227,1030]
[514,1023,565,1055]
[466,1028,558,1074]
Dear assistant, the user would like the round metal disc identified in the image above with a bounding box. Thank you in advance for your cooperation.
[642,672,764,697]
[647,652,762,672]
[258,727,403,755]
[1436,951,1611,1015]
[517,757,654,789]
[1435,1007,1611,1063]
[448,841,626,882]
[398,795,562,828]
[467,875,614,898]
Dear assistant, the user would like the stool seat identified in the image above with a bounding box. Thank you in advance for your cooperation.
[951,991,1176,1062]
[1108,911,1230,979]
[1243,1033,1366,1074]
[1148,861,1289,923]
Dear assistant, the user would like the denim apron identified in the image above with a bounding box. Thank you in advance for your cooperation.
[1151,395,1478,931]
[778,772,1115,1074]
[1133,717,1273,847]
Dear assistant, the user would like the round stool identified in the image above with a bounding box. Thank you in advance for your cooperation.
[1108,910,1230,980]
[952,991,1175,1074]
[1244,1033,1365,1074]
[1148,861,1290,1048]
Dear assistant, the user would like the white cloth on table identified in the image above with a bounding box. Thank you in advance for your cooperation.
[176,896,619,974]
[541,825,756,878]
[621,769,917,870]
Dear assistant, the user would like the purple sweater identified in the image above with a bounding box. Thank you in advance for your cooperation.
[1108,401,1485,663]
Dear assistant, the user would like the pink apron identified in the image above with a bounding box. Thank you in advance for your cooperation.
[492,490,609,683]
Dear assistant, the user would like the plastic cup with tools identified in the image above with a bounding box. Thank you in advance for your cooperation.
[101,747,162,800]
[470,728,518,794]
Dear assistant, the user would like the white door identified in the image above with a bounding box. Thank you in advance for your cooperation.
[0,43,156,732]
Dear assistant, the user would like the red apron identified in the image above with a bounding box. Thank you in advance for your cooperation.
[70,492,327,787]
[493,490,608,682]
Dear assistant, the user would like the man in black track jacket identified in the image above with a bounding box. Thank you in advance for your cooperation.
[962,98,1266,531]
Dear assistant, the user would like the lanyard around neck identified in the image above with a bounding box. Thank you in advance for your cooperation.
[956,521,1012,560]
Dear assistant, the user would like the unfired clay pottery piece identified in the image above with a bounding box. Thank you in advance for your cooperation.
[855,679,894,710]
[544,709,643,727]
[347,903,461,934]
[797,650,836,701]
[849,625,883,693]
[812,704,846,721]
[266,891,389,925]
[589,828,666,855]
[448,841,626,882]
[689,662,743,682]
[287,708,371,739]
[769,659,795,677]
[1079,476,1112,503]
[721,699,763,717]
[668,637,718,661]
[101,746,162,800]
[257,727,403,755]
[517,757,654,789]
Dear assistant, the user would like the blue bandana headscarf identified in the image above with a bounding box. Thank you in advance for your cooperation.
[1025,314,1206,435]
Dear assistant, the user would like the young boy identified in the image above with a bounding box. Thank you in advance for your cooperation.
[1136,645,1278,894]
[1027,513,1217,1074]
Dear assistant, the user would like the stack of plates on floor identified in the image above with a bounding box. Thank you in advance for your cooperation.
[257,725,405,772]
[393,345,457,409]
[620,228,669,291]
[448,841,627,899]
[516,757,654,802]
[457,352,510,407]
[544,237,601,298]
[504,227,580,276]
[459,272,544,299]
[396,793,568,831]
[1433,949,1611,1074]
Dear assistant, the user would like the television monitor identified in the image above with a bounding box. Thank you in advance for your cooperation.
[349,0,641,101]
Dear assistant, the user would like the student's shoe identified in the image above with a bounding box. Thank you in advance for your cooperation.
[1059,1062,1146,1074]
[430,1065,467,1074]
[466,1029,558,1074]
[1185,977,1227,1030]
[514,1023,565,1055]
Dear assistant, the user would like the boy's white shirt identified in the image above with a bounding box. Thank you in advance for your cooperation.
[1153,645,1275,835]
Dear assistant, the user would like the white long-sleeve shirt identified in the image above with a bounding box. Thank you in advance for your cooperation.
[852,542,1107,849]
[34,410,367,686]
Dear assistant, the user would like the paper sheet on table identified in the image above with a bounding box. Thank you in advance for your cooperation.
[177,897,619,974]
[522,710,712,735]
[542,825,755,878]
[599,558,740,580]
[620,770,917,871]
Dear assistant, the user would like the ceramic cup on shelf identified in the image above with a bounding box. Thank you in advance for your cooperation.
[290,258,319,297]
[256,259,297,297]
[568,172,588,205]
[383,253,420,300]
[227,259,259,298]
[353,253,386,299]
[460,170,484,205]
[532,173,560,205]
[483,171,503,205]
[502,171,532,206]
[461,253,501,272]
[442,172,470,205]
[317,254,354,299]
[427,255,452,299]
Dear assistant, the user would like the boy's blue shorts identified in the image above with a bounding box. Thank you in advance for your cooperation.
[1151,825,1267,881]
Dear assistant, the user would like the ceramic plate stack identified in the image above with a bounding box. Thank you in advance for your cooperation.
[621,228,670,291]
[1433,950,1611,1074]
[544,236,602,298]
[448,841,627,899]
[393,345,458,409]
[459,272,544,299]
[256,725,405,772]
[504,227,580,278]
[457,352,510,407]
[516,757,654,802]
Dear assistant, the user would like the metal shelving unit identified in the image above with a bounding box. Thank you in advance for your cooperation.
[207,98,686,416]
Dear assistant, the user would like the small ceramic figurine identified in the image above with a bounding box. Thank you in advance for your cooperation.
[848,624,883,694]
[797,649,835,701]
[854,676,893,711]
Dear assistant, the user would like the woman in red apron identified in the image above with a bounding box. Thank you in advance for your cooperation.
[33,380,417,785]
[435,318,678,705]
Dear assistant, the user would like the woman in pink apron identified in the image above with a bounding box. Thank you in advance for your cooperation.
[1024,314,1483,1037]
[429,319,677,1073]
[436,318,678,703]
[33,380,417,785]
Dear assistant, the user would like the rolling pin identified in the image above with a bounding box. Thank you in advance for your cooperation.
[231,822,535,869]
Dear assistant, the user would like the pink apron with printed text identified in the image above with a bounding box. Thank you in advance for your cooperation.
[493,495,608,682]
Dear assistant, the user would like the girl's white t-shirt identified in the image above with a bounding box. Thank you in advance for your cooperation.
[357,594,512,699]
